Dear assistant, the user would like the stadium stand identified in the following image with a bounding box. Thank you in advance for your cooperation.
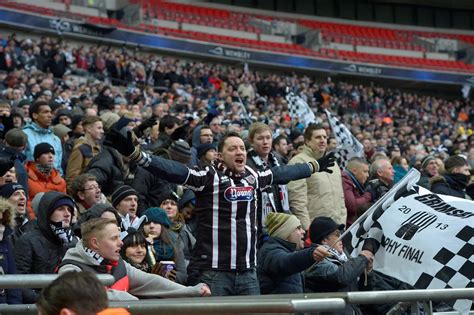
[2,0,474,73]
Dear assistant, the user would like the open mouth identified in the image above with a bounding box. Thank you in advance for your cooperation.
[235,158,244,165]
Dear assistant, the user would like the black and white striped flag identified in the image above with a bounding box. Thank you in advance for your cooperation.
[325,109,364,169]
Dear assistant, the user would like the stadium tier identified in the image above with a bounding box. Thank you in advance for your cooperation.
[1,0,473,74]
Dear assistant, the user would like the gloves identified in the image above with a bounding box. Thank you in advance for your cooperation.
[314,151,336,173]
[0,156,15,177]
[133,117,158,138]
[104,129,137,158]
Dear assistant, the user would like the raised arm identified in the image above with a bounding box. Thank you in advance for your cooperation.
[103,129,204,187]
[269,152,337,185]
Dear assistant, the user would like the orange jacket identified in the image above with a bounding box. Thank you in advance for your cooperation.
[97,308,130,315]
[26,161,66,219]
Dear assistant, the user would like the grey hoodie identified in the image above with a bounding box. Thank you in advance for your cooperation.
[59,240,206,301]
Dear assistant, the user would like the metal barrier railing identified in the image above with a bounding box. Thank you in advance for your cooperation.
[0,288,472,314]
[0,274,115,288]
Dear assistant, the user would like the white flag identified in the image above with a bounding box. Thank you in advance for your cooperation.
[286,91,316,127]
[344,169,473,313]
[325,109,364,169]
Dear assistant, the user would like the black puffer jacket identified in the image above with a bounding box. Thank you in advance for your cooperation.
[14,192,77,302]
[86,146,138,195]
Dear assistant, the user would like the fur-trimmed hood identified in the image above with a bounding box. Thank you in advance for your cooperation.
[0,198,15,228]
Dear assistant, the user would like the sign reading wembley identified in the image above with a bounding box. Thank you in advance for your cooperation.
[345,170,473,313]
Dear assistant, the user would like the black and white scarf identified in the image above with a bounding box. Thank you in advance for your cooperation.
[213,160,246,178]
[322,244,348,264]
[50,222,74,245]
[248,150,290,217]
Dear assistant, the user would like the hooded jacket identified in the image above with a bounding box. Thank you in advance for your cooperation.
[15,191,77,275]
[22,122,63,174]
[59,240,206,301]
[0,198,22,304]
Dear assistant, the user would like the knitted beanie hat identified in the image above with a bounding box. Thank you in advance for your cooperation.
[34,143,55,160]
[0,183,25,199]
[144,207,173,228]
[421,155,436,170]
[197,142,217,160]
[265,212,301,240]
[168,140,192,165]
[111,185,137,208]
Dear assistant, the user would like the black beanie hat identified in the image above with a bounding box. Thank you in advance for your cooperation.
[34,143,55,160]
[111,185,137,208]
[0,183,25,199]
[309,216,345,244]
[197,142,217,160]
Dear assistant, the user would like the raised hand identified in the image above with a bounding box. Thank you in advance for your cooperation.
[316,151,336,173]
[103,129,136,157]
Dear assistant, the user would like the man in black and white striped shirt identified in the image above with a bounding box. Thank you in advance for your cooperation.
[104,130,336,296]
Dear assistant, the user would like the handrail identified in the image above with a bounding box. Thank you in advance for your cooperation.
[347,288,474,304]
[0,274,115,288]
[0,289,472,314]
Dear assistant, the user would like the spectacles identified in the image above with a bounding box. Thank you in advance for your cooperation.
[83,184,101,192]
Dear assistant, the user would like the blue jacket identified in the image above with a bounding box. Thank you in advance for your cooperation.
[257,237,315,294]
[0,226,22,304]
[22,122,63,175]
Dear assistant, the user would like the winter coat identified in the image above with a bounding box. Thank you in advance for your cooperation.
[86,146,137,196]
[0,198,22,304]
[287,145,347,230]
[365,178,391,202]
[26,161,66,218]
[305,255,369,315]
[59,240,206,301]
[23,122,63,174]
[65,135,102,186]
[430,175,469,199]
[14,192,77,302]
[134,167,177,216]
[257,237,315,294]
[341,171,372,227]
